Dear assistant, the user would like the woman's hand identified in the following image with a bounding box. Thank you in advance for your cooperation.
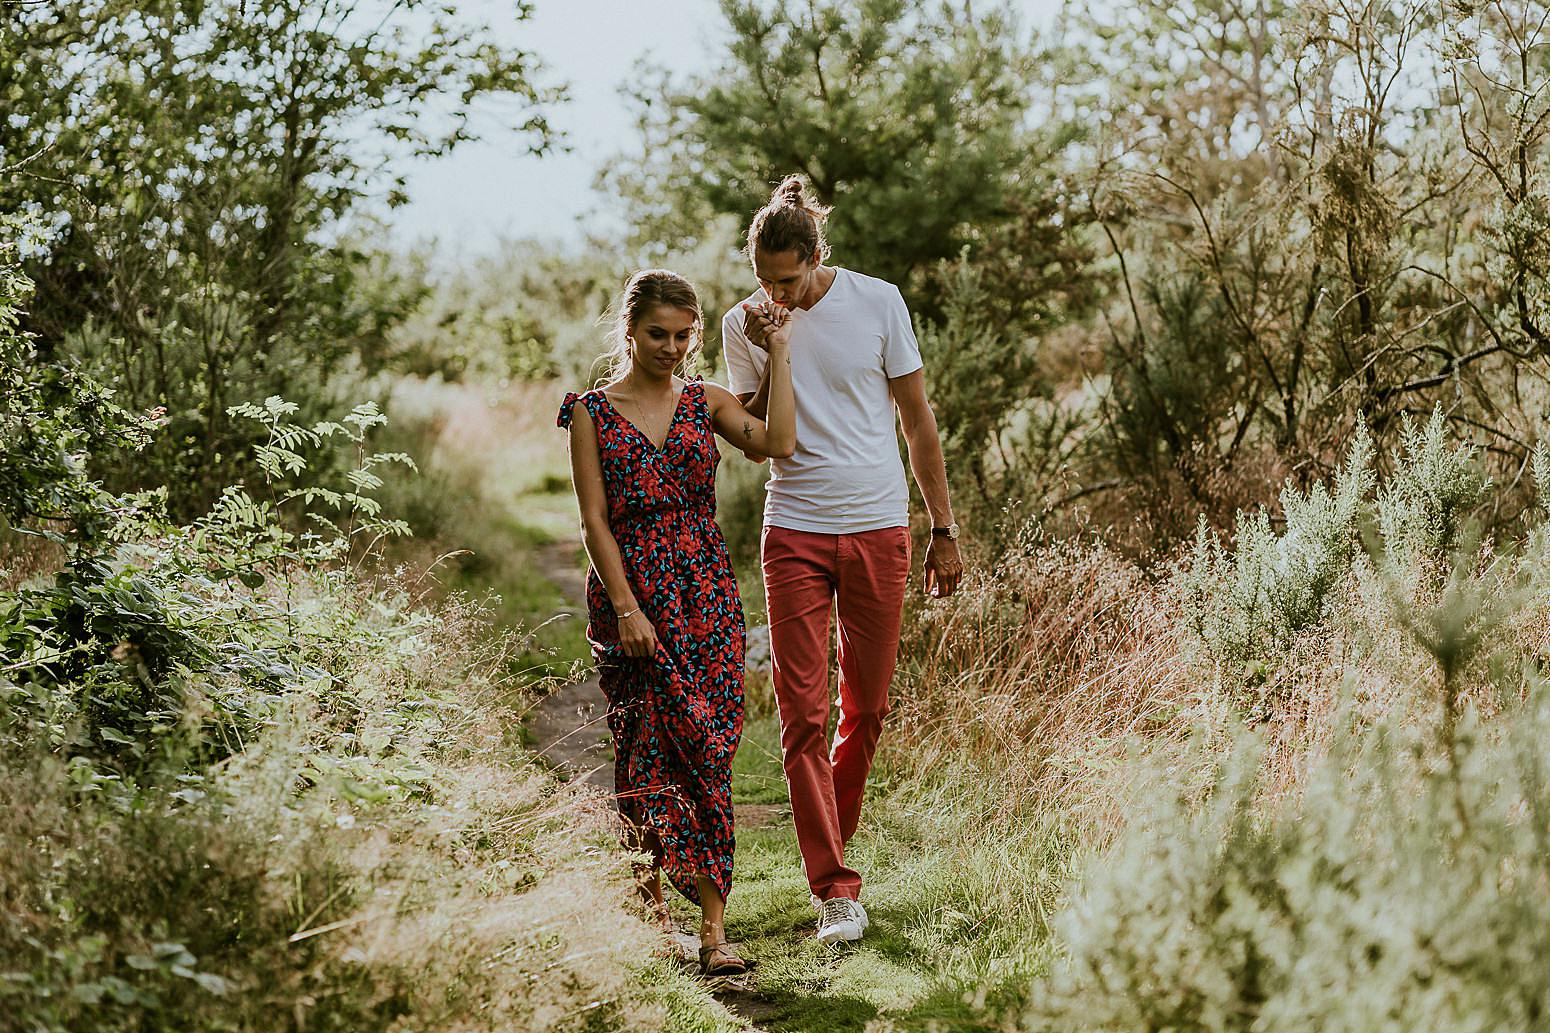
[617,608,659,658]
[764,303,792,349]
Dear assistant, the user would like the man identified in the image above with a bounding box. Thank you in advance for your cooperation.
[722,176,964,945]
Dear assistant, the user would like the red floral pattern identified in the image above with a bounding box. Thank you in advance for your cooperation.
[557,380,745,901]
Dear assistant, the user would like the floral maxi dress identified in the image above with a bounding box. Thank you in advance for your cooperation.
[557,380,745,902]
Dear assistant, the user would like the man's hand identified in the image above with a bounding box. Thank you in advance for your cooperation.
[741,301,788,352]
[739,302,791,464]
[923,537,964,598]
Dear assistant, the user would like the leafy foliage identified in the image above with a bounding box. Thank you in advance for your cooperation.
[0,222,155,545]
[2,0,557,512]
[1,242,416,774]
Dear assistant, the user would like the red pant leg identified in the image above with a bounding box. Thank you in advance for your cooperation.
[761,526,861,901]
[832,526,910,844]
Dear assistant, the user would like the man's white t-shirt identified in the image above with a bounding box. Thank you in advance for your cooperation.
[721,267,923,534]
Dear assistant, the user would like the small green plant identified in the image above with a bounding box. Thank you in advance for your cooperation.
[1182,422,1374,672]
[226,395,415,563]
[1376,405,1490,564]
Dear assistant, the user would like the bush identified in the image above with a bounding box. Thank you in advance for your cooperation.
[1182,423,1374,673]
[1376,405,1491,565]
[1027,681,1550,1032]
[0,242,688,1031]
[1,392,413,775]
[0,581,670,1032]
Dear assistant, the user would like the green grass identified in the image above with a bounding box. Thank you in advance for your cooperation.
[638,959,749,1032]
[656,717,1066,1032]
[731,715,790,805]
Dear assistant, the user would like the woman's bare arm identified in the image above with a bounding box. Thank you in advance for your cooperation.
[568,405,658,656]
[709,325,794,457]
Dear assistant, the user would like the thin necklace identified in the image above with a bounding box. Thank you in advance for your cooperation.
[621,376,678,447]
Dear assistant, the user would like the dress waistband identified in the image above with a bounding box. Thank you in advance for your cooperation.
[616,503,716,525]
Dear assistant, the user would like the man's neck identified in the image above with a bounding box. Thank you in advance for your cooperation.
[795,265,837,311]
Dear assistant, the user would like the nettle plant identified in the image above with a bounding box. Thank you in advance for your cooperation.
[0,242,415,770]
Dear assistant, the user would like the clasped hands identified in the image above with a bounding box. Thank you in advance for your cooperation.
[741,300,792,351]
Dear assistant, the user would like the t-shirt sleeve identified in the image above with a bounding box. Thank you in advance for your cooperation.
[721,308,764,397]
[882,285,924,378]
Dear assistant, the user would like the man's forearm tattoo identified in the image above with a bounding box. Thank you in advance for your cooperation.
[742,420,754,441]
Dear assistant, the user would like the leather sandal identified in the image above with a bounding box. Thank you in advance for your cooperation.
[697,941,749,978]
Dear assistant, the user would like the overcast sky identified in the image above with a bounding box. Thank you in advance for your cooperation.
[385,0,1069,257]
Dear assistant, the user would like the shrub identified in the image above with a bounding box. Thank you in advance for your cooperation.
[1027,683,1550,1033]
[1181,423,1374,671]
[1014,524,1550,1033]
[0,393,413,774]
[0,240,687,1031]
[1375,405,1491,565]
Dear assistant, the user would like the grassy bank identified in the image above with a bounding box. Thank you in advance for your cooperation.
[0,552,707,1030]
[377,376,593,678]
[670,714,1070,1032]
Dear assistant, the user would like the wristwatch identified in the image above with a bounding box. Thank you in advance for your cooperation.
[930,522,960,541]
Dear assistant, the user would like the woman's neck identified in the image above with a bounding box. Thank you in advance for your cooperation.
[619,367,677,396]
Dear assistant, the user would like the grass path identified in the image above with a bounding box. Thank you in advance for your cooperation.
[524,535,1042,1032]
[393,379,1050,1030]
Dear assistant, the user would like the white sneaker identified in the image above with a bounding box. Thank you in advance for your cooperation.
[810,894,870,930]
[814,896,868,944]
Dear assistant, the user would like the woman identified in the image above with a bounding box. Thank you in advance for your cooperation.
[557,269,794,977]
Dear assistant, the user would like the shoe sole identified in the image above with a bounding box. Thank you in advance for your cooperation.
[816,923,864,945]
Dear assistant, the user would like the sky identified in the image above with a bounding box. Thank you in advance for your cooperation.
[386,0,1069,257]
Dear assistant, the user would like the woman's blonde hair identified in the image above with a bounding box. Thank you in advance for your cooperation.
[596,269,704,384]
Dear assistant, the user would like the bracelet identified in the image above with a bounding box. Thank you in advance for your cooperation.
[616,606,640,620]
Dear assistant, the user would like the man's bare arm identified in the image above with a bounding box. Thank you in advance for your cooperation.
[891,371,954,526]
[890,369,963,597]
[738,361,772,420]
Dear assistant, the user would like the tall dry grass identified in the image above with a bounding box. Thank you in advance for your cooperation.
[890,524,1550,844]
[0,561,687,1031]
[892,537,1202,835]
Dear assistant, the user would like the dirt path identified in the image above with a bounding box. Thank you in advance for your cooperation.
[527,542,613,789]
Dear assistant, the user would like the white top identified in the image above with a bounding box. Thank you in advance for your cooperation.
[721,267,924,534]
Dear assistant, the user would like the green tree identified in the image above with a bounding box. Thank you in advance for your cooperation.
[1,0,558,512]
[604,0,1087,320]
